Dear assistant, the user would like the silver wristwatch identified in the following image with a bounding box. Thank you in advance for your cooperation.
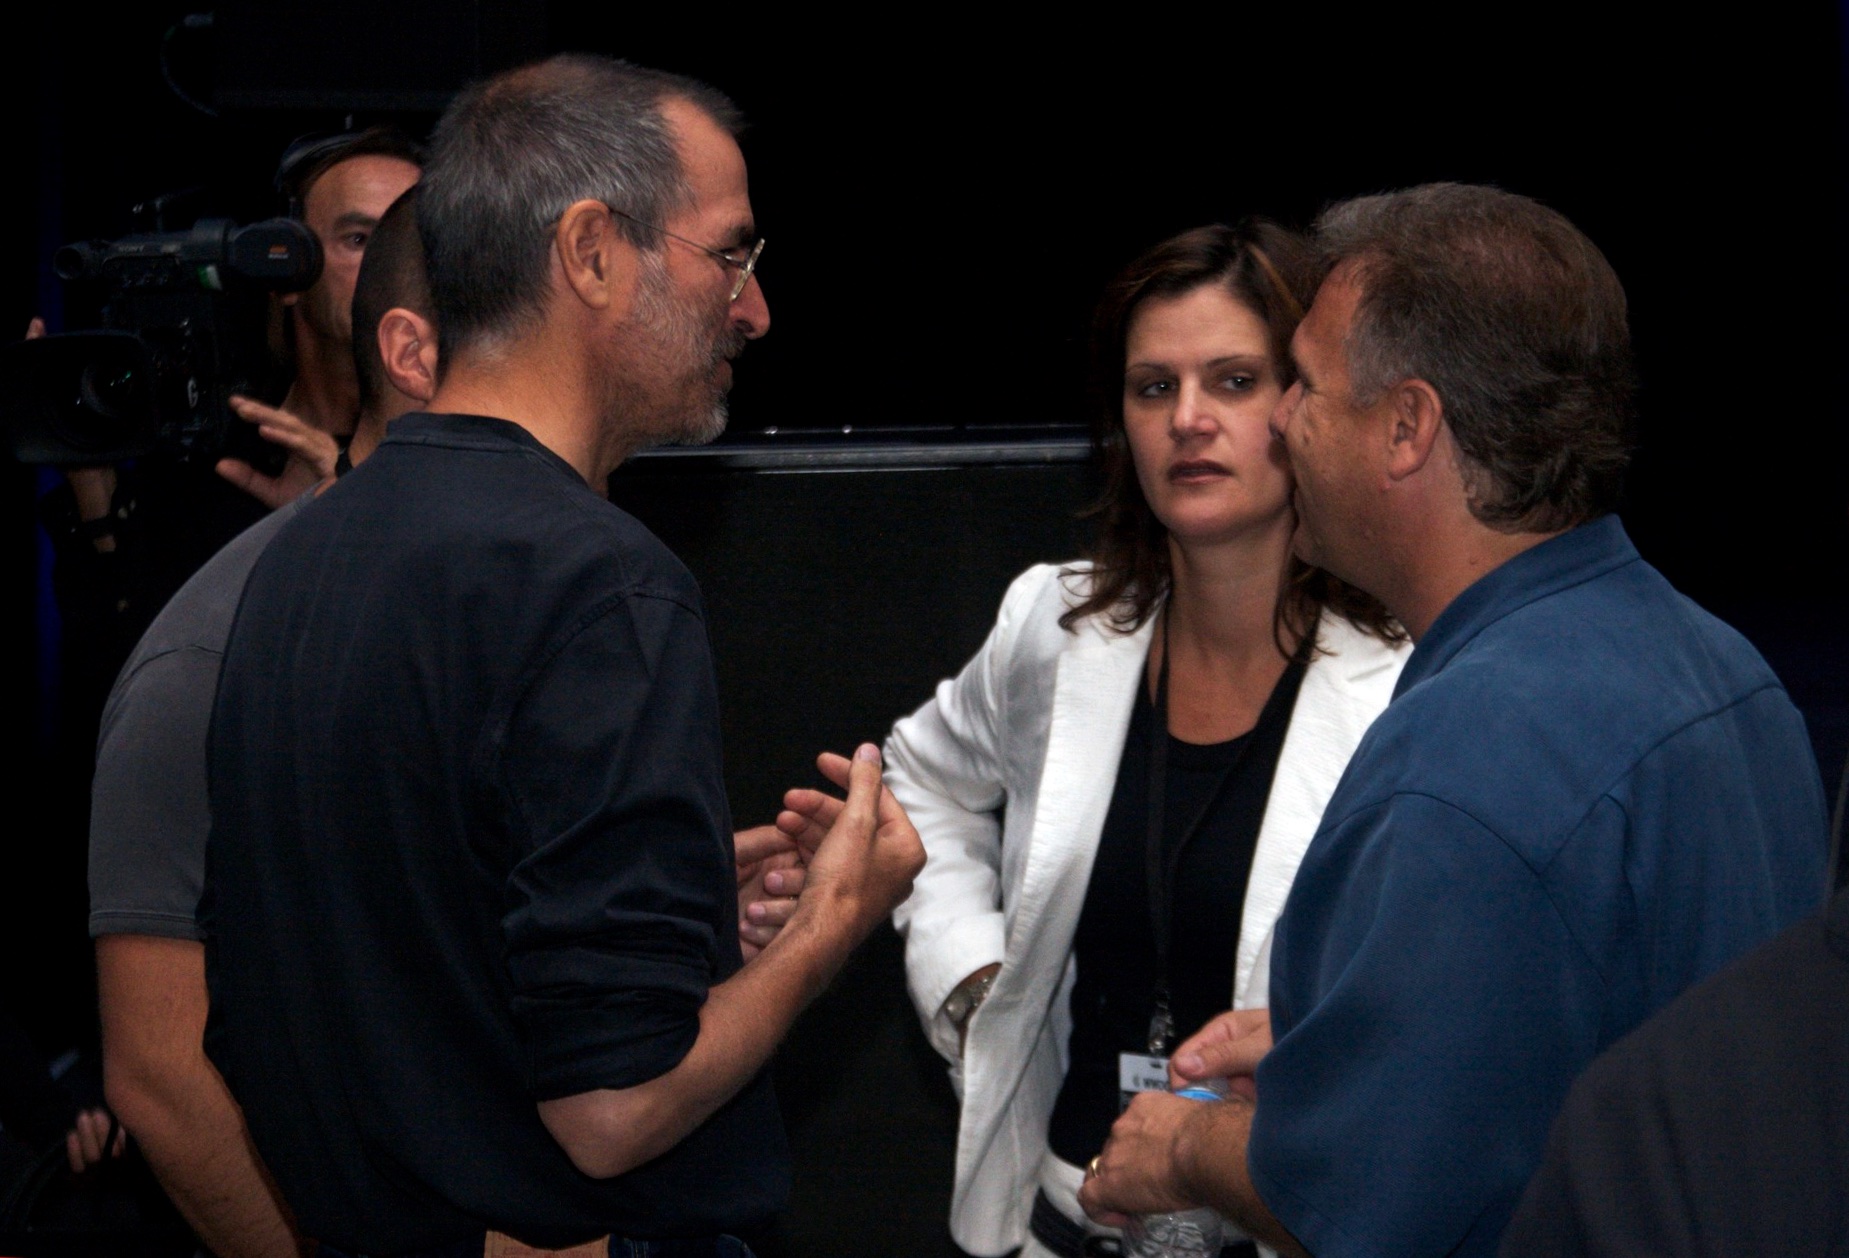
[944,969,997,1029]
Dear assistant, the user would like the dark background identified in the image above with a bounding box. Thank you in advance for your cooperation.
[0,4,1843,1253]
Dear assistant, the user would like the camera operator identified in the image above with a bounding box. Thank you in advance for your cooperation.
[214,127,423,506]
[50,128,423,532]
[35,127,424,801]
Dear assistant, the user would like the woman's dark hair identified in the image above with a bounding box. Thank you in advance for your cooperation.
[1059,221,1403,652]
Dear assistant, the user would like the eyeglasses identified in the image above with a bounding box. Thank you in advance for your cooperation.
[604,204,764,303]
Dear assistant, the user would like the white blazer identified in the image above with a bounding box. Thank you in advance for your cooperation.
[887,563,1408,1257]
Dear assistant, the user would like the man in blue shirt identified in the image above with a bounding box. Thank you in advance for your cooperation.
[1079,182,1827,1256]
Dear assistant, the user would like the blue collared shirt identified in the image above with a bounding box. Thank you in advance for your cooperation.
[1250,515,1827,1258]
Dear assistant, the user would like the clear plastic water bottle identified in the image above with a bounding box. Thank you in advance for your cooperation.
[1119,1078,1229,1258]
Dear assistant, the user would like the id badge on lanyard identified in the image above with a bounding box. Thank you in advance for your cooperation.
[1118,1051,1170,1111]
[1129,616,1194,1111]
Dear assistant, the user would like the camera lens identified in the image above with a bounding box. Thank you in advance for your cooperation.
[77,362,144,422]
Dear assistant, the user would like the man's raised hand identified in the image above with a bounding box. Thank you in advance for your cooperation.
[788,745,923,944]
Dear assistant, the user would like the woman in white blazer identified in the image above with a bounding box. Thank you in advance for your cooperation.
[883,224,1410,1258]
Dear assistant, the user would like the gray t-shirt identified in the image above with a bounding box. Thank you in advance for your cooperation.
[88,494,312,939]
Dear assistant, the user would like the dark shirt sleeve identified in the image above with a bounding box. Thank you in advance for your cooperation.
[1251,794,1607,1258]
[1500,894,1849,1258]
[494,587,735,1101]
[87,646,221,940]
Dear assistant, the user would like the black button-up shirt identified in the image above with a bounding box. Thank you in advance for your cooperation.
[204,414,785,1252]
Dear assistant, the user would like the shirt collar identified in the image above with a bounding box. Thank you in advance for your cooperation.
[380,412,591,490]
[1392,514,1640,700]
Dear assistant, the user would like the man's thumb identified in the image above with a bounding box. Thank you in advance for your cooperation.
[840,743,883,829]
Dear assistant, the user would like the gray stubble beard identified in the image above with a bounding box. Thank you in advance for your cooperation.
[626,255,743,449]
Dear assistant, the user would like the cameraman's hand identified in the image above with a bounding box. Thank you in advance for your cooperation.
[64,1106,126,1174]
[215,395,340,509]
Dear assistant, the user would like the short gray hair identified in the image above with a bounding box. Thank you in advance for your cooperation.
[1315,182,1635,532]
[418,54,742,360]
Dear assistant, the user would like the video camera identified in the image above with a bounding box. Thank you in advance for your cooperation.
[1,215,322,466]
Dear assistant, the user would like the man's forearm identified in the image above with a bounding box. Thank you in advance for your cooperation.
[539,744,922,1179]
[97,935,308,1258]
[114,1070,307,1257]
[536,891,865,1178]
[1174,1100,1308,1258]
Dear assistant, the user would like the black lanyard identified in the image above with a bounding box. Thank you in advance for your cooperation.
[1143,611,1307,1055]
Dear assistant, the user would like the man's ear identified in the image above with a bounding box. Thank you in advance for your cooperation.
[1383,378,1445,482]
[377,308,439,404]
[553,199,628,311]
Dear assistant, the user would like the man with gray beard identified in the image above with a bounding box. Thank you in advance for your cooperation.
[203,56,921,1257]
